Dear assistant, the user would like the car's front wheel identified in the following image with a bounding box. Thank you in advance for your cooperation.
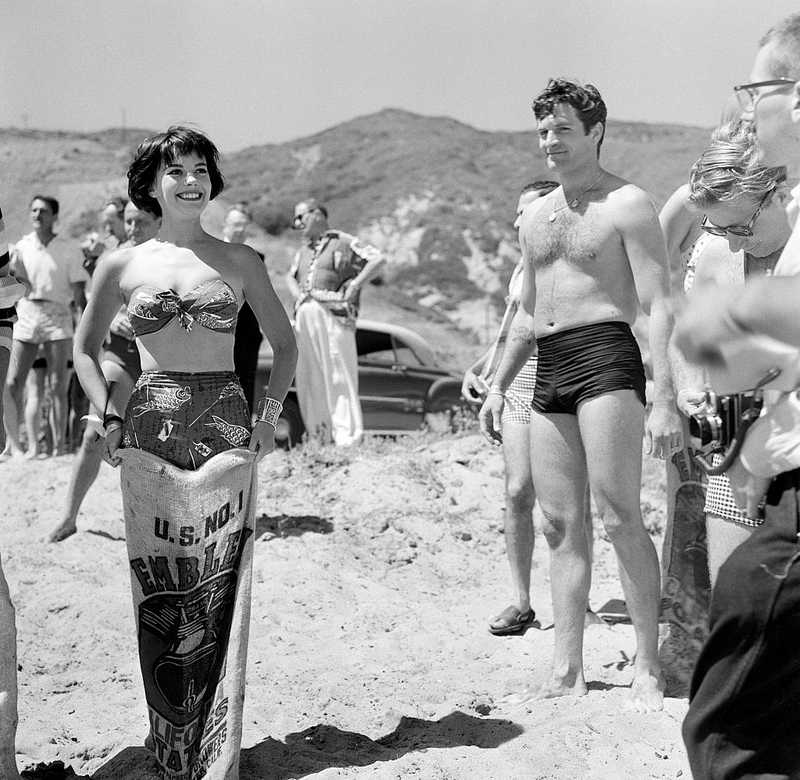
[274,397,305,449]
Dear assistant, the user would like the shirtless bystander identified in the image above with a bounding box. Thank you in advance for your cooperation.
[480,78,681,713]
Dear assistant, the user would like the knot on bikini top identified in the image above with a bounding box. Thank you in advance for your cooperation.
[128,279,238,337]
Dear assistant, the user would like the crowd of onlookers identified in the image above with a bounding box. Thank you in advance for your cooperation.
[6,11,800,777]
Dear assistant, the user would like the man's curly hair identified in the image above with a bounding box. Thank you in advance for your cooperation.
[532,78,607,153]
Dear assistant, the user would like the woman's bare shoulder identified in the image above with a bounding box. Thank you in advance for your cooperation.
[224,242,264,275]
[95,243,141,277]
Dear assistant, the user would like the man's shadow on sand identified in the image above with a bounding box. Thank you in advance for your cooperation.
[86,710,523,779]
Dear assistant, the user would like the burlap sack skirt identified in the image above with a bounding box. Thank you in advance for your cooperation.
[118,371,257,780]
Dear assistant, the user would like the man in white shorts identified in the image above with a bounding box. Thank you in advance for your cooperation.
[2,195,87,458]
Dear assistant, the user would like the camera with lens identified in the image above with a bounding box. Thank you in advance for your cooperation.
[689,391,764,475]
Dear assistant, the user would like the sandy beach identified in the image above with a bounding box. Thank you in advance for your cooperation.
[3,431,691,779]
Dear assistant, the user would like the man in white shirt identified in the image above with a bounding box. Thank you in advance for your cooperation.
[2,195,87,458]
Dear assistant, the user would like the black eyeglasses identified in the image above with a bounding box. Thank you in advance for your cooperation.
[700,189,774,238]
[733,78,798,112]
[292,208,320,229]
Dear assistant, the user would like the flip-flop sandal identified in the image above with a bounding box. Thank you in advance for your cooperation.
[488,605,536,636]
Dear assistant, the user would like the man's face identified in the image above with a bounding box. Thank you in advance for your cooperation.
[30,199,56,233]
[745,40,800,168]
[537,103,600,172]
[101,204,125,242]
[690,190,791,258]
[294,202,326,240]
[223,208,250,243]
[124,203,160,246]
[513,189,544,230]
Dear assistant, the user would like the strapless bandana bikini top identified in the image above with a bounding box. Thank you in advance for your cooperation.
[128,279,238,337]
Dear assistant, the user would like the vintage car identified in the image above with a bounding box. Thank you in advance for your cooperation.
[255,319,469,447]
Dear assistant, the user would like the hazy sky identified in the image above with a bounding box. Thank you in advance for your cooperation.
[5,1,799,153]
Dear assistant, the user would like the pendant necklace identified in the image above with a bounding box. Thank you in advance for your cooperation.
[549,172,607,222]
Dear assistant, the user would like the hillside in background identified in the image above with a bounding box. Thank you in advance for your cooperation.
[0,110,713,368]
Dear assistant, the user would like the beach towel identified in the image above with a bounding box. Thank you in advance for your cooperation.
[119,447,257,780]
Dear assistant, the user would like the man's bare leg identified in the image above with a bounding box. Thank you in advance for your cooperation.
[525,410,592,699]
[47,427,104,542]
[489,423,536,629]
[0,557,21,780]
[579,390,664,712]
[23,368,45,460]
[1,341,38,459]
[44,339,72,456]
[47,370,135,542]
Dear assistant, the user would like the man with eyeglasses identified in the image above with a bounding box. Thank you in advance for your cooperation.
[286,199,384,446]
[677,121,790,579]
[677,13,800,779]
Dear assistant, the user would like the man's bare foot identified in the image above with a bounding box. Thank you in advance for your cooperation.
[43,521,76,543]
[504,671,588,705]
[625,669,665,713]
[23,448,38,461]
[0,448,23,463]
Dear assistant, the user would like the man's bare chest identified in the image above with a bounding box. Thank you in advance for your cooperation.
[528,208,620,269]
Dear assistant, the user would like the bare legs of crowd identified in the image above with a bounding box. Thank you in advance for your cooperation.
[2,339,72,460]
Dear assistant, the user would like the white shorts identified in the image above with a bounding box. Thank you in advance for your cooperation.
[13,299,74,344]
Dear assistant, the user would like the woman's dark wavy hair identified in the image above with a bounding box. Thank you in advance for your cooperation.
[532,78,607,154]
[127,125,225,217]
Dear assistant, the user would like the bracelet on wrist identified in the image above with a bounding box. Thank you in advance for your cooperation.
[256,397,283,429]
[488,385,505,398]
[103,413,124,430]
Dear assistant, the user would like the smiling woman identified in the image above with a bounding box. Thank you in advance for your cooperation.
[72,125,298,780]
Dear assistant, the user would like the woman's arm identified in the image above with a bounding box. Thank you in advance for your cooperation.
[659,184,699,298]
[73,250,129,452]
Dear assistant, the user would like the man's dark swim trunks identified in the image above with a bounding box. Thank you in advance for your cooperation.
[532,321,646,415]
[101,331,142,381]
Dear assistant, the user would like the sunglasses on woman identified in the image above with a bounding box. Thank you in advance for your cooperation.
[700,189,773,238]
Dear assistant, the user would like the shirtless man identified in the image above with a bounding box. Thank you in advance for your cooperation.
[480,78,680,713]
